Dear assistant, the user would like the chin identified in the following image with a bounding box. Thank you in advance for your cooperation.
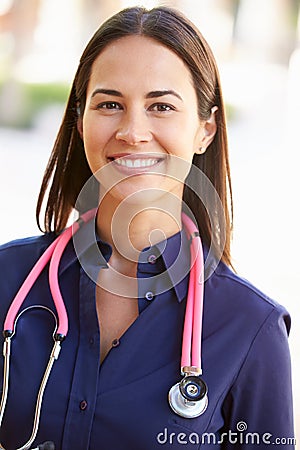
[104,176,183,208]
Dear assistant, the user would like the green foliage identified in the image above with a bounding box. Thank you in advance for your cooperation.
[0,81,70,128]
[225,103,236,122]
[23,82,69,112]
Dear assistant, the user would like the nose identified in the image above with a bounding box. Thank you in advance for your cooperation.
[115,110,152,145]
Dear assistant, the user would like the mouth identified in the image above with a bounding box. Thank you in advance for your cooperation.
[108,154,165,172]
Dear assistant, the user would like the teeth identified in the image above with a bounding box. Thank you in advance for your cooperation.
[114,158,159,168]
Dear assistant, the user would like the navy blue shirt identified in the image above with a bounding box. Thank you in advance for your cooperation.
[0,220,294,449]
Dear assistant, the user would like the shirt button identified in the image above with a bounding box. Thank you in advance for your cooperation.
[145,291,154,301]
[111,338,120,348]
[147,254,157,264]
[79,400,88,411]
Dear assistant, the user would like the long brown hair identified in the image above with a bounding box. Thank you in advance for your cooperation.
[36,6,233,267]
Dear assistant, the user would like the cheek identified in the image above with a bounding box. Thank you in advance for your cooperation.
[161,115,201,157]
[81,132,105,176]
[83,121,100,149]
[82,119,111,164]
[162,131,198,161]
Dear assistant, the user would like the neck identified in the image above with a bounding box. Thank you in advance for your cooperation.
[96,193,182,262]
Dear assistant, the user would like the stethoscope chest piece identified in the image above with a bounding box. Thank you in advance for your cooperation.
[168,375,208,418]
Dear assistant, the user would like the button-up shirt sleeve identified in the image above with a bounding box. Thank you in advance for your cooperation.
[220,306,294,448]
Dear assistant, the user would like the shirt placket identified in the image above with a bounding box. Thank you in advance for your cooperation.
[61,267,100,450]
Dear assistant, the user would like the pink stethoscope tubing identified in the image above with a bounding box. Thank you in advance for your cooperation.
[3,209,96,338]
[181,212,204,374]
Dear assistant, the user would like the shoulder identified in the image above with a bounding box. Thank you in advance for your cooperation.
[0,233,56,264]
[216,260,288,311]
[206,260,290,336]
[0,234,56,299]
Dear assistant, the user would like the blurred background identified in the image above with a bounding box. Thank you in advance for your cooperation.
[0,0,299,445]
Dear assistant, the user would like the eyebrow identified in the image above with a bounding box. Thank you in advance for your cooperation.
[91,89,122,98]
[146,90,183,101]
[91,88,183,101]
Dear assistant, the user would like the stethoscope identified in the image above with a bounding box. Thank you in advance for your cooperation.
[0,209,207,450]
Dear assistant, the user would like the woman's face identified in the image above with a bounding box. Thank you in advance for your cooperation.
[79,35,216,204]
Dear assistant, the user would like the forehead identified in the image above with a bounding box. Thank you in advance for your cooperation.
[87,35,195,93]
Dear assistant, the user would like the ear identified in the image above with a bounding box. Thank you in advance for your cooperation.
[77,117,83,139]
[195,106,218,155]
[76,104,83,139]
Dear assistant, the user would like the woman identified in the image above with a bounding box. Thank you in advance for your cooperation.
[0,6,294,450]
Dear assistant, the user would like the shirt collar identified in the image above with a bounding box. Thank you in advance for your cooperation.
[59,218,111,276]
[58,216,216,304]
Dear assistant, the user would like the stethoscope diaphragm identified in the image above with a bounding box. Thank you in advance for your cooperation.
[168,375,208,418]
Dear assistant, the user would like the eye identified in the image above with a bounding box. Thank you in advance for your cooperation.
[149,103,175,113]
[97,101,122,111]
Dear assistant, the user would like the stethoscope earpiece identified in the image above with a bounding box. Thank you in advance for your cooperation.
[168,375,208,418]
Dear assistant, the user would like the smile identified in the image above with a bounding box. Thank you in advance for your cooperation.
[108,154,165,173]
